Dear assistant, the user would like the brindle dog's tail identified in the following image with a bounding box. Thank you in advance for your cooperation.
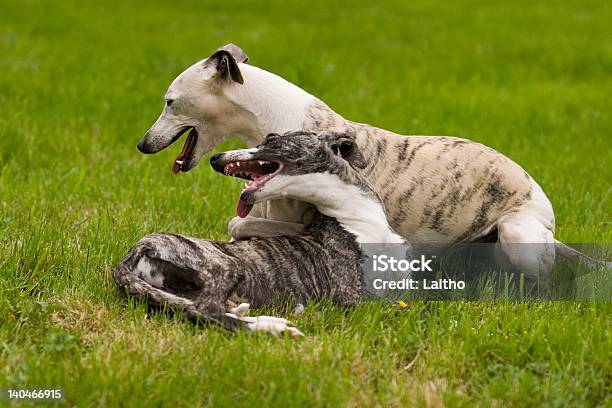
[554,240,612,270]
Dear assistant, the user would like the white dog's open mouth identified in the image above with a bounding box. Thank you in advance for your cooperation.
[223,160,282,217]
[172,128,198,174]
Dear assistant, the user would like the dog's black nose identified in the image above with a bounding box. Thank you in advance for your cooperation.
[210,153,224,172]
[137,139,149,154]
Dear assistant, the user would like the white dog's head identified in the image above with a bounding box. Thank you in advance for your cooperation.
[137,44,253,174]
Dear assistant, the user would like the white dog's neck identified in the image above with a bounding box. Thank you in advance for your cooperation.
[271,173,405,244]
[224,64,316,144]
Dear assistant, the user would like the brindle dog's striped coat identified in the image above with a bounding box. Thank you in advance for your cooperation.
[114,131,399,335]
[113,213,362,334]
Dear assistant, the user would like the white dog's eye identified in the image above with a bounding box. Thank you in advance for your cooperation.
[165,99,174,107]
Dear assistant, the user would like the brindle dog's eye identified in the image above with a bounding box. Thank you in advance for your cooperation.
[166,99,174,107]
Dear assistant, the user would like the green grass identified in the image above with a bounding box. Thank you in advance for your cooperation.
[0,0,611,406]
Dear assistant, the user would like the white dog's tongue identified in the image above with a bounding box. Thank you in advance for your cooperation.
[237,199,253,218]
[172,129,196,174]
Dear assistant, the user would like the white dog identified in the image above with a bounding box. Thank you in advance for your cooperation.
[137,44,603,278]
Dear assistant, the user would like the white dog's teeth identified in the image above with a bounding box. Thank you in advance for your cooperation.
[258,161,264,165]
[236,162,240,167]
[175,160,184,165]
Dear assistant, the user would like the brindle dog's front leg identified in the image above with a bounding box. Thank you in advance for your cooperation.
[226,303,303,337]
[192,270,303,337]
[190,269,244,330]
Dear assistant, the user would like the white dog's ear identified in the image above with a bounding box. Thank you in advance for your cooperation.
[207,44,248,84]
[218,43,248,63]
[323,132,367,170]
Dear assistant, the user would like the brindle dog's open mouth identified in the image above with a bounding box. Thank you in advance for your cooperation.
[223,159,282,218]
[172,127,198,174]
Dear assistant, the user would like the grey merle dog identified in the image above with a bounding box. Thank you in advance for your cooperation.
[114,131,406,336]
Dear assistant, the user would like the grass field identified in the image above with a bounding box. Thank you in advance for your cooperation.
[1,0,611,406]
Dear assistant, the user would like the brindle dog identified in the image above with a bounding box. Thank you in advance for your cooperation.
[114,131,406,336]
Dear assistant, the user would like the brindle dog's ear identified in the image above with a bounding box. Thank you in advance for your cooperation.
[207,44,248,84]
[324,132,367,170]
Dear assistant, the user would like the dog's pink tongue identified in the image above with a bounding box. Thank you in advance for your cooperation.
[172,161,182,175]
[237,199,254,218]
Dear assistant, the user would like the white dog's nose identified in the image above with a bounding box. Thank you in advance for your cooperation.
[137,138,151,154]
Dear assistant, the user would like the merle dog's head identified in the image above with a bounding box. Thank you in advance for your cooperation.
[210,130,372,217]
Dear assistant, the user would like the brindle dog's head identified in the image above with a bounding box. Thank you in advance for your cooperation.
[210,130,373,218]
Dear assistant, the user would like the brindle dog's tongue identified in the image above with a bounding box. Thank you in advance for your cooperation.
[236,199,253,218]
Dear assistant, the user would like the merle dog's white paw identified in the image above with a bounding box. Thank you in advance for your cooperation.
[226,303,304,338]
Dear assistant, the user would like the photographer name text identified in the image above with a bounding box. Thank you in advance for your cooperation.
[371,254,466,290]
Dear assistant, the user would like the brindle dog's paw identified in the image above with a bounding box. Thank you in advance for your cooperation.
[229,302,251,317]
[244,316,304,338]
[226,303,304,338]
